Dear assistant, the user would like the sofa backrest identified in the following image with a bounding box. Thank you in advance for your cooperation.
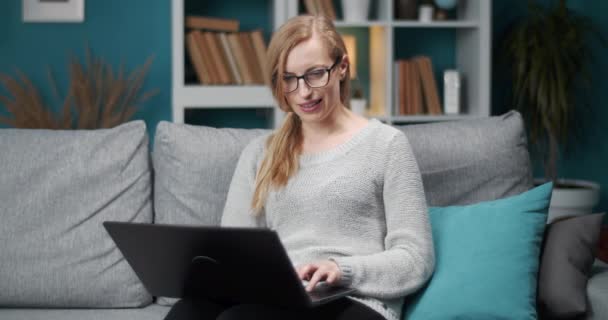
[0,121,153,308]
[152,110,533,226]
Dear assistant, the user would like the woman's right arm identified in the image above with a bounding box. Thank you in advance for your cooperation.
[220,136,267,228]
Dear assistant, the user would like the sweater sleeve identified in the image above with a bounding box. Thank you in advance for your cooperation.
[220,136,267,228]
[330,131,435,299]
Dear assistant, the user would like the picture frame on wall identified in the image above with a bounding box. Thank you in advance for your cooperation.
[23,0,85,23]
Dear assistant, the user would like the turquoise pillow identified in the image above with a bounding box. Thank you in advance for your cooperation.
[404,183,553,320]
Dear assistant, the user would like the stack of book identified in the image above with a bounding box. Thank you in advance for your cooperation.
[185,16,269,86]
[394,56,443,115]
[303,0,337,19]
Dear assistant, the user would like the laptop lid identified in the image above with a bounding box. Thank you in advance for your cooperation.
[103,221,354,308]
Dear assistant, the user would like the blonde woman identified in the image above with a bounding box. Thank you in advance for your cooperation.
[166,14,435,320]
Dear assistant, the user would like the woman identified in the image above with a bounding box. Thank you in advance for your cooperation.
[167,14,434,320]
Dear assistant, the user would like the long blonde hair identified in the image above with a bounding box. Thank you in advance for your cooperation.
[250,15,351,215]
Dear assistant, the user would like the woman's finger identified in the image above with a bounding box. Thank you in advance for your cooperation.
[306,268,328,292]
[326,270,338,284]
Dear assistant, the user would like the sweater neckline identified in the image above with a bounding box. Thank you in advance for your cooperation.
[299,118,380,166]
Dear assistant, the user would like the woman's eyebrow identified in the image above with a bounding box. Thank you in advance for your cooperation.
[284,64,326,75]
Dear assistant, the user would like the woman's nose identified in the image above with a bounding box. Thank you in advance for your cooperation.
[296,78,312,96]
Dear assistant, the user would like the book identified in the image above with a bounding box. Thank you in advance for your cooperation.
[317,0,337,20]
[304,0,319,15]
[202,32,230,84]
[398,60,407,115]
[416,56,442,115]
[240,32,264,84]
[218,32,243,85]
[185,31,211,85]
[185,16,239,32]
[192,30,220,84]
[394,61,400,116]
[227,33,255,84]
[409,59,423,114]
[211,32,235,84]
[250,30,270,85]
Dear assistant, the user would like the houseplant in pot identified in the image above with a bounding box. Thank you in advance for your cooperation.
[502,0,604,223]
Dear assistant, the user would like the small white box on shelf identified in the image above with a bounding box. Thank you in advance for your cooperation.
[443,70,461,115]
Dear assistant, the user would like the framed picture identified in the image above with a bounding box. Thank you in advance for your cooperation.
[23,0,85,23]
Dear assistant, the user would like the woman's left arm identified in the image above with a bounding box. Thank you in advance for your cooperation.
[330,132,435,299]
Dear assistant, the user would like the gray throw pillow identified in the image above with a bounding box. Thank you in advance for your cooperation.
[152,121,269,226]
[0,121,153,308]
[396,110,534,206]
[538,212,606,319]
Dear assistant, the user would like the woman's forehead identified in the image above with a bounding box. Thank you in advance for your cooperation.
[285,36,332,73]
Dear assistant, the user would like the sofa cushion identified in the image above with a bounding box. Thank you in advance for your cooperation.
[153,121,268,226]
[0,304,170,320]
[396,110,533,206]
[537,213,605,319]
[404,182,552,319]
[0,121,153,308]
[152,111,532,227]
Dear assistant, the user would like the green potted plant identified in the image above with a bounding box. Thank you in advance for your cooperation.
[502,0,604,222]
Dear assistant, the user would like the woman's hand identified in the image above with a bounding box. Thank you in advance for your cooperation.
[296,260,342,292]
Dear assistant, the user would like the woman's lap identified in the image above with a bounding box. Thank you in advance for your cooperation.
[164,297,385,320]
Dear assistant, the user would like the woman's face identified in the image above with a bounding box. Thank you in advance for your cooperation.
[282,35,347,124]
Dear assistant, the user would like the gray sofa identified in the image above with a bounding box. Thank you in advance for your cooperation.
[0,111,606,319]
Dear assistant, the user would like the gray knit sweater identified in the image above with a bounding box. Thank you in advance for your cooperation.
[221,119,435,320]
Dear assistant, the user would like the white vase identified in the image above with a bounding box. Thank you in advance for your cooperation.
[342,0,371,22]
[535,178,601,224]
[350,99,367,116]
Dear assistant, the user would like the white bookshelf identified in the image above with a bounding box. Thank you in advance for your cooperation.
[172,0,491,127]
[171,0,287,126]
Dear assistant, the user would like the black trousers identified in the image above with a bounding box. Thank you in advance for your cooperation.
[164,297,386,320]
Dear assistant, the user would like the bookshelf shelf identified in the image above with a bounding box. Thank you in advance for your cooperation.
[333,21,389,28]
[391,21,479,28]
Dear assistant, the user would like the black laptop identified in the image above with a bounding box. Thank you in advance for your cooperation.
[103,221,356,309]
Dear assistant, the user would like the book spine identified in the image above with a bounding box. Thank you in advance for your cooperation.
[250,30,270,85]
[219,32,243,85]
[185,16,239,32]
[186,31,211,85]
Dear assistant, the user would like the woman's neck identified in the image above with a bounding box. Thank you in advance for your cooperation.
[299,106,369,153]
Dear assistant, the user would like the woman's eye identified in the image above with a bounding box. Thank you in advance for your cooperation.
[307,70,325,78]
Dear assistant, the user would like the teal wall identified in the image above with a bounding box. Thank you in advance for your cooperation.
[0,0,171,140]
[1,0,608,212]
[492,1,608,214]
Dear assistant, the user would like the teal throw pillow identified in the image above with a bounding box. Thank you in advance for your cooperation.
[404,183,553,320]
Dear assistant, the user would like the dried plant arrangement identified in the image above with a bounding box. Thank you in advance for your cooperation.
[0,47,158,129]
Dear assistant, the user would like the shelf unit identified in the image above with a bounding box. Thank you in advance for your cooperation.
[172,0,288,127]
[172,0,491,127]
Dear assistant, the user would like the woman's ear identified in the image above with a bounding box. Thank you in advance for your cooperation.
[340,54,349,80]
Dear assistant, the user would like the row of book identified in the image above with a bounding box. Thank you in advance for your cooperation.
[303,0,337,20]
[185,16,269,85]
[394,56,442,115]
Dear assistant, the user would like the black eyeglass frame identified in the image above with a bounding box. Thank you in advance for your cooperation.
[281,57,342,93]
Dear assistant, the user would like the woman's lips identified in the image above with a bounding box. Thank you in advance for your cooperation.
[299,99,322,112]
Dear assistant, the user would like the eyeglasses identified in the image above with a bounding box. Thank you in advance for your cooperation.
[281,57,341,93]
